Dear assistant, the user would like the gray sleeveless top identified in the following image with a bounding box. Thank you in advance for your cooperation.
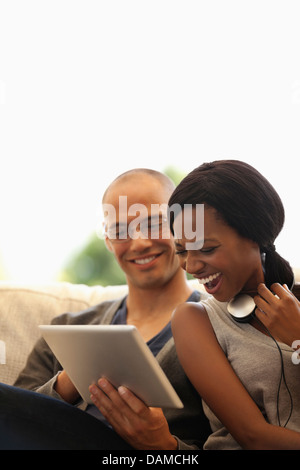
[200,296,300,450]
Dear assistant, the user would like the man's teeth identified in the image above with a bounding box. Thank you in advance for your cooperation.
[198,272,221,285]
[134,256,156,265]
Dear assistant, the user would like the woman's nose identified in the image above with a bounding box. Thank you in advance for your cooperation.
[184,252,205,275]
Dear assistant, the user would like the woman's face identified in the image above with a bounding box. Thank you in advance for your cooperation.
[173,206,265,302]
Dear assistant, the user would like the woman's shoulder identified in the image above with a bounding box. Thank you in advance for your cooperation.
[172,299,207,320]
[172,297,233,352]
[171,300,212,338]
[172,296,228,325]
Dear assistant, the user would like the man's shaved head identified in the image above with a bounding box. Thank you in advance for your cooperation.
[102,168,175,204]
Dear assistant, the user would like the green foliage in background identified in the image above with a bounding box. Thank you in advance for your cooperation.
[61,167,187,286]
[61,235,127,286]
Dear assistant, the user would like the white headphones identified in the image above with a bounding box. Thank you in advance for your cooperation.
[227,294,256,323]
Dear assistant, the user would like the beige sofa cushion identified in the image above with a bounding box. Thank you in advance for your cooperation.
[1,269,299,386]
[0,281,128,385]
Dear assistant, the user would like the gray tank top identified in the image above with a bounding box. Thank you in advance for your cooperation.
[200,296,300,449]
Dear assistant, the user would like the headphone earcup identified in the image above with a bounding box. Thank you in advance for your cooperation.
[227,294,256,323]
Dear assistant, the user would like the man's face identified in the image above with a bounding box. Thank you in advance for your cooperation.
[103,174,181,289]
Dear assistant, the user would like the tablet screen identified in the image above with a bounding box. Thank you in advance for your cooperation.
[39,324,183,409]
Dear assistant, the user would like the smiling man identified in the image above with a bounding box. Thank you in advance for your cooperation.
[14,168,211,450]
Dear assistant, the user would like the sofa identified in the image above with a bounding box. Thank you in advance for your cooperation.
[0,278,207,386]
[1,271,299,386]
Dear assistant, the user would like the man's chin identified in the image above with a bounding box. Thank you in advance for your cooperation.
[130,274,171,290]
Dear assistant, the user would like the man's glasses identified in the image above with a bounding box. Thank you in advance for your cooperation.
[104,216,170,243]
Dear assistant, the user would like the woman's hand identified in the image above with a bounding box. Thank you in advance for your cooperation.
[254,283,300,346]
[89,378,178,450]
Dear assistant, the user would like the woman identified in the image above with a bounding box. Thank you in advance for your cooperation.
[169,160,300,449]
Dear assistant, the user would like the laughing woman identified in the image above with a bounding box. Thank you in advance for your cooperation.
[169,160,300,450]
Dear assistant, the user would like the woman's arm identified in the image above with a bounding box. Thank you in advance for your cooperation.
[171,302,300,450]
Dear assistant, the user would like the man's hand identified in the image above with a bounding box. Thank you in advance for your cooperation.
[254,283,300,346]
[54,370,80,404]
[89,378,178,450]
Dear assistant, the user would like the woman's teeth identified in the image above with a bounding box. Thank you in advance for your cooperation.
[134,256,156,265]
[197,272,221,285]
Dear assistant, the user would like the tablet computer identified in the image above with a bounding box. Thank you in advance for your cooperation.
[39,324,183,409]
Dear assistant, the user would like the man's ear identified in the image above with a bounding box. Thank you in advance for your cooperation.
[104,236,114,253]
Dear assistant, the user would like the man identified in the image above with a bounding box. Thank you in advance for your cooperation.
[11,169,210,450]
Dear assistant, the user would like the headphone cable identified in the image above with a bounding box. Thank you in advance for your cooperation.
[253,315,293,428]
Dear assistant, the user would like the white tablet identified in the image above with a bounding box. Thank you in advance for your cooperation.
[39,324,183,409]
